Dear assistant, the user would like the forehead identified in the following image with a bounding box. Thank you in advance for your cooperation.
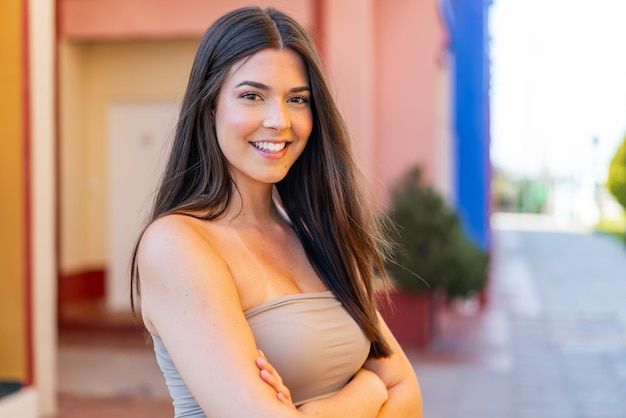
[225,48,309,85]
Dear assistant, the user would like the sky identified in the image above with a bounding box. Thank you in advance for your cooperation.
[489,0,626,181]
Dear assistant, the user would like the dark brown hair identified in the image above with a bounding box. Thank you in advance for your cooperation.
[130,6,393,358]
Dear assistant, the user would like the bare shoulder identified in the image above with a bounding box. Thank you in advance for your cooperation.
[137,214,235,334]
[140,213,211,253]
[138,214,224,273]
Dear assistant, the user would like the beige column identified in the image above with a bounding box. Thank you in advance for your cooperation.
[29,0,58,415]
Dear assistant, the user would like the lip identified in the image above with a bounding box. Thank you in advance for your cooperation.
[249,140,291,159]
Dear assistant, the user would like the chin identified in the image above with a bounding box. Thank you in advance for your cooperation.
[253,171,289,185]
[266,174,289,184]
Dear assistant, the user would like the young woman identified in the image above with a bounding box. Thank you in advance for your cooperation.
[131,6,422,417]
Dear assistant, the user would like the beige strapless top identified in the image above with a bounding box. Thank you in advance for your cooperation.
[245,291,370,406]
[152,291,370,416]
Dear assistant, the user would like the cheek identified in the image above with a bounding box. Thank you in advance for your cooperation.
[216,105,256,139]
[297,111,313,140]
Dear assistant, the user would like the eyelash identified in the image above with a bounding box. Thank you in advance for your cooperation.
[289,96,310,104]
[241,92,262,101]
[239,92,310,104]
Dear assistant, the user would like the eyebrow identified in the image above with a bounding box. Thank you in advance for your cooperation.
[235,81,310,93]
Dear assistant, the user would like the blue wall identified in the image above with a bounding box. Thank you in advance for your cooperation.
[445,0,491,251]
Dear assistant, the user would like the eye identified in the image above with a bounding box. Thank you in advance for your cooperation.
[288,95,310,105]
[240,92,263,101]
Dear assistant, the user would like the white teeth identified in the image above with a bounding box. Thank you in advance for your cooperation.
[252,141,286,152]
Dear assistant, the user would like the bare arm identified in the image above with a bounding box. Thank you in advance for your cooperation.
[298,368,387,416]
[363,312,423,418]
[138,216,386,418]
[257,311,421,418]
[257,354,387,417]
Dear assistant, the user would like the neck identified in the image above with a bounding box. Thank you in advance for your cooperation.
[222,183,282,227]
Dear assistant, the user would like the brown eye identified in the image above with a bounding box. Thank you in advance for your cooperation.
[288,96,310,105]
[241,92,263,101]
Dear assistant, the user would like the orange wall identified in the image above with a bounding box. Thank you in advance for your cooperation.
[0,0,27,381]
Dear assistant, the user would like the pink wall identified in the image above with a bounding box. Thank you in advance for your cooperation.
[59,0,314,40]
[373,0,447,199]
[320,0,448,205]
[321,0,377,185]
[59,0,448,204]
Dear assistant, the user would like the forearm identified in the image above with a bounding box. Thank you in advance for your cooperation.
[297,369,387,418]
[375,379,423,418]
[359,311,423,418]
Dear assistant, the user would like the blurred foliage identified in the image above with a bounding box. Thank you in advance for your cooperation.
[607,133,626,213]
[594,215,626,244]
[492,168,548,213]
[385,167,489,299]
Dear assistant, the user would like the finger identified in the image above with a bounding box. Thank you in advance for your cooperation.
[256,352,293,405]
[260,368,276,386]
[277,391,295,408]
[260,368,290,399]
[256,355,276,376]
[260,367,293,405]
[257,349,272,370]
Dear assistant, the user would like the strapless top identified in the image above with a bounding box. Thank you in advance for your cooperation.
[245,291,370,406]
[152,291,370,417]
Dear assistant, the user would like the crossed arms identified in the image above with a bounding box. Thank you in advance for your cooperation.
[138,215,422,417]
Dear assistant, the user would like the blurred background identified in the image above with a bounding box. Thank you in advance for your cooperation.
[491,0,626,231]
[1,0,625,417]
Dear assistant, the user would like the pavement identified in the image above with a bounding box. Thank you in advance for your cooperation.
[409,213,626,418]
[52,213,626,418]
[52,328,173,418]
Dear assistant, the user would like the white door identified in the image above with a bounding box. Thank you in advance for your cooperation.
[107,101,179,311]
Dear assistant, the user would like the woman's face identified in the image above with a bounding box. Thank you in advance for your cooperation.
[214,48,312,188]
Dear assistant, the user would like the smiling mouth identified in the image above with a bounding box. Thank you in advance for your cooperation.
[251,141,287,153]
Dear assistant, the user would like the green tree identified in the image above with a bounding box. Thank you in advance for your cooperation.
[608,133,626,211]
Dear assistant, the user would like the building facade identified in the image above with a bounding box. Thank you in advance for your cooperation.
[0,1,489,415]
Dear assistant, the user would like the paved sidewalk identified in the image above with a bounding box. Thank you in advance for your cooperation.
[409,214,626,418]
[52,329,173,418]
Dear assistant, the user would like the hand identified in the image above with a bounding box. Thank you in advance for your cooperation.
[256,349,295,408]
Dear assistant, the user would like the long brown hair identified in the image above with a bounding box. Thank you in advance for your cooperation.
[130,6,393,358]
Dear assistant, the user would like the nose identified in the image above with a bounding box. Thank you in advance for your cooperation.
[263,101,291,131]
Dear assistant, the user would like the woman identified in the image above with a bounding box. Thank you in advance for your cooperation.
[131,6,422,417]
